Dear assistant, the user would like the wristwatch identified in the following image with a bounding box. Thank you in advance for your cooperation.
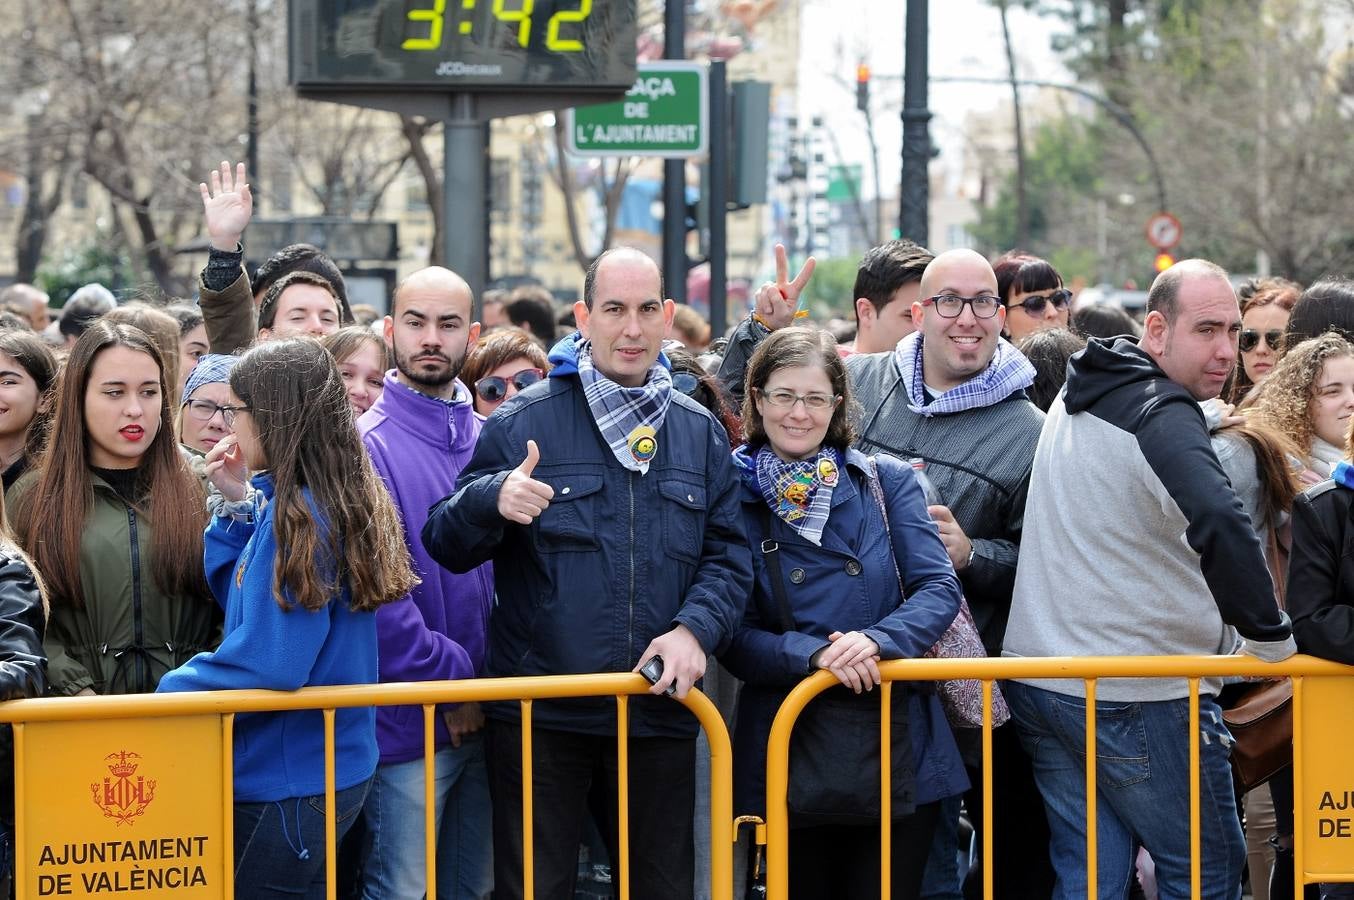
[966,546,977,569]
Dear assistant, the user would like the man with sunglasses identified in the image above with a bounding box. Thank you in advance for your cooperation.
[355,265,494,900]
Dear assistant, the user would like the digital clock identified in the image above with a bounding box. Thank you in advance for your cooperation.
[289,0,638,92]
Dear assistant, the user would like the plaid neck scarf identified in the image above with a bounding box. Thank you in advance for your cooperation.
[894,331,1036,417]
[577,342,673,475]
[754,445,841,546]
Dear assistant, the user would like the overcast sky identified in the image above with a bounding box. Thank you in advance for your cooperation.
[797,0,1073,196]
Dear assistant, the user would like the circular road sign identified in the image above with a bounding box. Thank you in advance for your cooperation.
[1146,213,1183,250]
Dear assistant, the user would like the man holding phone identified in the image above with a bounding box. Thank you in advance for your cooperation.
[422,247,752,900]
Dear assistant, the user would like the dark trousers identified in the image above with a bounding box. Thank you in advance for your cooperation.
[790,801,942,900]
[963,721,1056,900]
[485,718,696,900]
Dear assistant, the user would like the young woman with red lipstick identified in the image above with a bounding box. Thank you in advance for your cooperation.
[11,321,216,696]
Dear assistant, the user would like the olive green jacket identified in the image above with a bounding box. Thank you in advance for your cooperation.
[11,473,220,695]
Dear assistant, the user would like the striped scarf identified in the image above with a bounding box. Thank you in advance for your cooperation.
[577,342,673,475]
[894,331,1036,416]
[754,445,840,546]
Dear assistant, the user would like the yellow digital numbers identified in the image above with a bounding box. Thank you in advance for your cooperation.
[402,0,446,50]
[546,0,591,51]
[403,0,590,52]
[492,0,534,49]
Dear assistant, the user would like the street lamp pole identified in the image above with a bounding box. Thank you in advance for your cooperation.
[899,0,931,246]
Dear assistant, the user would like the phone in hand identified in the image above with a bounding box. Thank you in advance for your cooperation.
[639,655,676,696]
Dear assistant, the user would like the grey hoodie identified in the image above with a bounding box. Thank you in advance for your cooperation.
[1002,337,1294,700]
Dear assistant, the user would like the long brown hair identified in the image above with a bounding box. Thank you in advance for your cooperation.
[229,339,416,612]
[16,321,208,609]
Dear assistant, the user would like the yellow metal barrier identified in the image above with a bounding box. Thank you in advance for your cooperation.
[0,673,735,900]
[762,654,1354,900]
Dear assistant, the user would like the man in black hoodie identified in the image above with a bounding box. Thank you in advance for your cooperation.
[1004,259,1295,900]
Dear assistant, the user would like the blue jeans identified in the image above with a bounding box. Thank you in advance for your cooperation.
[1005,682,1244,900]
[360,736,492,899]
[234,778,371,899]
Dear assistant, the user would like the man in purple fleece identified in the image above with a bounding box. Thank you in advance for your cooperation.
[356,266,492,899]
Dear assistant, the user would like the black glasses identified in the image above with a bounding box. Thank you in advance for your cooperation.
[216,404,250,428]
[475,367,543,403]
[922,294,1003,319]
[183,398,231,423]
[1239,329,1284,353]
[1009,289,1072,315]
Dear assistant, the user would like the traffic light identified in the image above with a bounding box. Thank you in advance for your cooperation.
[1154,252,1176,273]
[856,64,870,112]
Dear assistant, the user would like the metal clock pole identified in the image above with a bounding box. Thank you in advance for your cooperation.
[443,94,489,303]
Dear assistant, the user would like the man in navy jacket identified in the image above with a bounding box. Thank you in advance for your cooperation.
[423,247,752,900]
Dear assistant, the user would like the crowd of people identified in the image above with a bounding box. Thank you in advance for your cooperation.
[0,159,1348,900]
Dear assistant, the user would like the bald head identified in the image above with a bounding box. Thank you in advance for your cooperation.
[1147,259,1232,325]
[394,266,473,316]
[918,249,998,299]
[584,247,664,310]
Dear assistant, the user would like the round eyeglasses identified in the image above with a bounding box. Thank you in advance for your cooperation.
[922,294,1003,319]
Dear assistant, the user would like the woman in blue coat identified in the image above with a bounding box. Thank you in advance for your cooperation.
[722,326,967,900]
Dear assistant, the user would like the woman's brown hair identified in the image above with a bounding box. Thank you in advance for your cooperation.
[15,321,209,609]
[103,304,185,408]
[742,326,855,449]
[459,327,550,392]
[320,325,391,372]
[1227,278,1302,404]
[229,339,416,612]
[1250,331,1354,455]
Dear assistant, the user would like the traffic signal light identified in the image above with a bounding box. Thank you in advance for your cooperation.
[856,64,870,112]
[1154,252,1175,273]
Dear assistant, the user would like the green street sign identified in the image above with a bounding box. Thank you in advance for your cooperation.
[567,62,708,158]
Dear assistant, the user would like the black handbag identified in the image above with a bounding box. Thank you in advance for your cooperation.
[755,504,915,826]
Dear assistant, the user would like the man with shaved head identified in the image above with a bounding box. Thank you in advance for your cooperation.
[356,265,493,899]
[1003,260,1294,900]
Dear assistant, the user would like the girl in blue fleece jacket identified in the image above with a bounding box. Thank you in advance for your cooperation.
[158,339,416,898]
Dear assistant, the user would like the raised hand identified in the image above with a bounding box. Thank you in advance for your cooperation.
[497,440,555,525]
[753,243,817,330]
[200,161,253,252]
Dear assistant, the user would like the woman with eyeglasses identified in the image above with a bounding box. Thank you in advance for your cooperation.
[1230,279,1301,405]
[459,326,550,417]
[11,321,216,696]
[993,251,1071,343]
[723,326,966,900]
[178,354,239,458]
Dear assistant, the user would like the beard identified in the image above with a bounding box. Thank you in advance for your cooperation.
[394,344,465,388]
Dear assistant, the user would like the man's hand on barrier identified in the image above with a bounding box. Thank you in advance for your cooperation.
[817,631,882,694]
[200,161,253,253]
[635,625,706,699]
[497,440,554,525]
[442,702,485,748]
[928,505,975,572]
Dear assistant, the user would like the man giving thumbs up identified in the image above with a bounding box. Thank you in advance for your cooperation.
[421,247,752,900]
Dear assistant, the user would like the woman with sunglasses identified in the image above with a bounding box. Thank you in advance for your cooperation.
[993,251,1071,343]
[459,326,549,417]
[1230,279,1301,405]
[724,326,965,900]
